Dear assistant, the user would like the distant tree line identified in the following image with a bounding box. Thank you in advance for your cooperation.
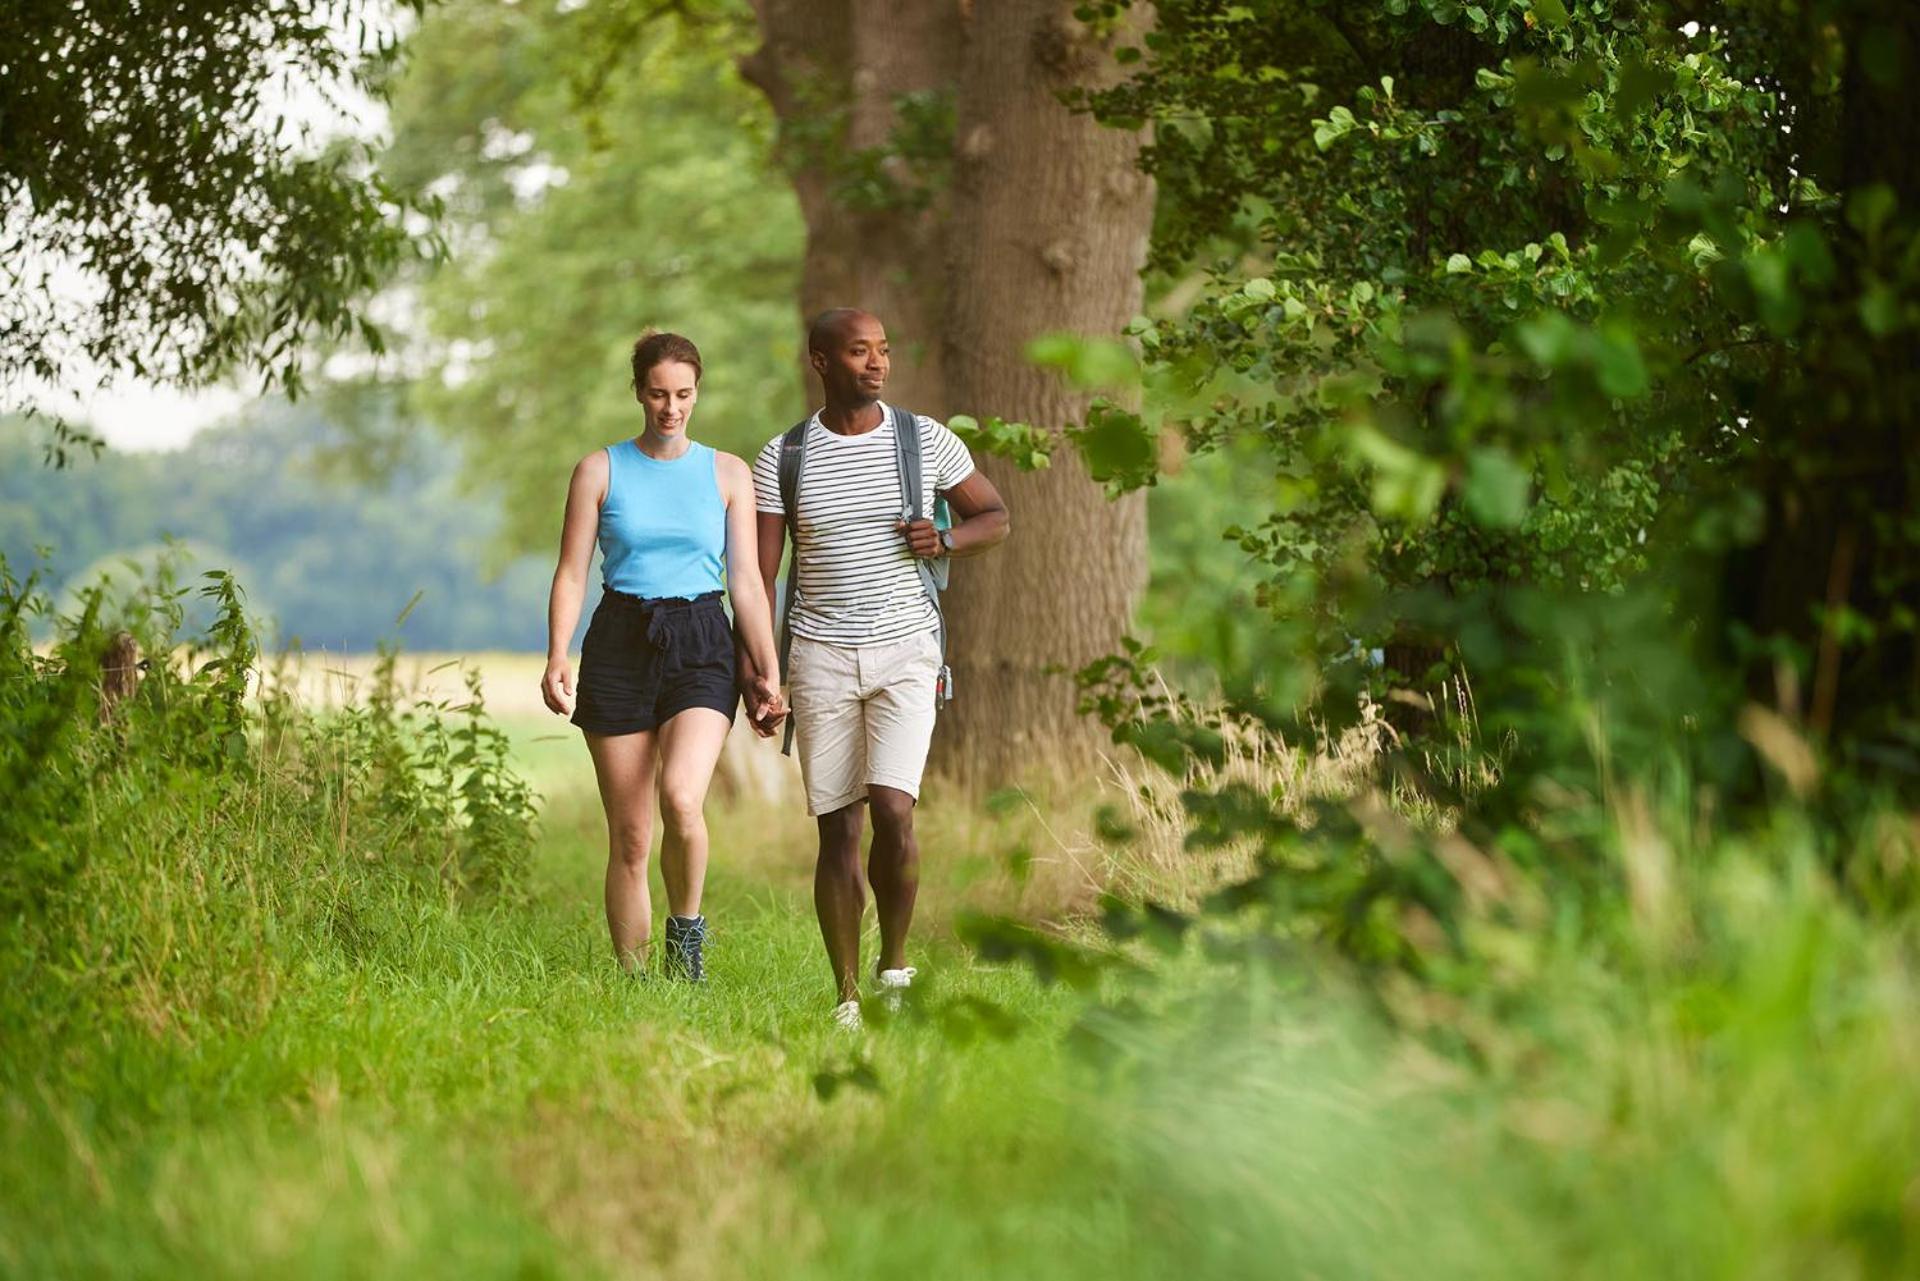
[0,408,560,653]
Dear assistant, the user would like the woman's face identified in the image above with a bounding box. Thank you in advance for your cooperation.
[639,360,699,436]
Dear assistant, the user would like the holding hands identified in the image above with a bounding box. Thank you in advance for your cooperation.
[745,673,787,738]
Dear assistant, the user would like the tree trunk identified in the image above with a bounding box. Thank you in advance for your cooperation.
[743,0,1157,783]
[936,1,1155,782]
[739,0,956,413]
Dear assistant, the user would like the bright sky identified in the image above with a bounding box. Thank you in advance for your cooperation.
[22,8,395,454]
[37,383,252,453]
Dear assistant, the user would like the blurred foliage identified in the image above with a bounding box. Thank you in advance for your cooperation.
[0,1,436,412]
[0,410,560,652]
[369,0,805,555]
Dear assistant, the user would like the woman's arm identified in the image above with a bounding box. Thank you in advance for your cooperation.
[542,452,607,716]
[721,453,782,698]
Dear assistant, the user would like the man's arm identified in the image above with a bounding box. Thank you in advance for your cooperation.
[756,511,786,618]
[900,470,1009,559]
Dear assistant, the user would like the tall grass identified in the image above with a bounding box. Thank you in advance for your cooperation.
[3,559,1915,1279]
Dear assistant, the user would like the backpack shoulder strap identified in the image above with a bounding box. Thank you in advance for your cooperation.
[891,404,925,522]
[778,417,810,521]
[776,417,811,755]
[889,405,947,666]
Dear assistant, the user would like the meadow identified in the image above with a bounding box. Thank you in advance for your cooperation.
[3,598,1914,1280]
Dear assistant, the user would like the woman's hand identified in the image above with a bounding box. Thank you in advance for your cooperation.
[541,656,576,716]
[745,673,786,737]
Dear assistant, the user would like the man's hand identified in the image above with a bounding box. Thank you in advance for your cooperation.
[541,657,575,716]
[897,517,944,559]
[745,673,787,738]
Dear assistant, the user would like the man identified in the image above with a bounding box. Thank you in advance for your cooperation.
[751,309,1010,1028]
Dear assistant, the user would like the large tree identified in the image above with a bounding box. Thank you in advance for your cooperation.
[742,0,1157,781]
[0,1,432,430]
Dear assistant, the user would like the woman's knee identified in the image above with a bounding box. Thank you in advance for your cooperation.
[608,815,652,868]
[658,780,707,834]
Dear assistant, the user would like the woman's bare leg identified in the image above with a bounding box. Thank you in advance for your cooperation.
[654,707,733,917]
[585,729,661,972]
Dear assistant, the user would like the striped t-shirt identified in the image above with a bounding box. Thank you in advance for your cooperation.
[753,404,975,646]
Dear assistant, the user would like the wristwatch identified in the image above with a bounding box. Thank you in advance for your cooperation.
[937,529,956,556]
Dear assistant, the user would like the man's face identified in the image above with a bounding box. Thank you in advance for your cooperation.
[812,316,889,401]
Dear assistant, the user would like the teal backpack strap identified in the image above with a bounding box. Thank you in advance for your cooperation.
[776,418,810,755]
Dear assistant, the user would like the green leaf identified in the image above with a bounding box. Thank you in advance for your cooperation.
[1593,327,1649,398]
[1025,333,1140,389]
[1463,447,1532,528]
[1517,311,1577,364]
[1445,253,1474,275]
[1070,404,1158,490]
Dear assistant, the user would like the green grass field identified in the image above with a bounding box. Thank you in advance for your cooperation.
[4,686,1916,1280]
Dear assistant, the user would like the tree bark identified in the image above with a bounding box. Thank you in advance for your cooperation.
[739,0,956,413]
[743,0,1157,783]
[936,1,1155,782]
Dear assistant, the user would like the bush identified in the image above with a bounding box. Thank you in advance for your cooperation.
[0,556,537,1097]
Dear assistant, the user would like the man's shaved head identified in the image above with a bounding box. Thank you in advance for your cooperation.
[807,308,880,355]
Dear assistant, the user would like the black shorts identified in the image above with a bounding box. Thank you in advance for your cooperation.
[572,589,739,736]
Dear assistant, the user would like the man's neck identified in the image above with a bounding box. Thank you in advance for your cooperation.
[817,397,885,436]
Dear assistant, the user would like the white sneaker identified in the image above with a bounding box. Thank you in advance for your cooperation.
[831,999,863,1030]
[875,966,917,1009]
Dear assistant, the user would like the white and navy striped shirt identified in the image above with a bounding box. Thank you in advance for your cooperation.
[753,403,975,646]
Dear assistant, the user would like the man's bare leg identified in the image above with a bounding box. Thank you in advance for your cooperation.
[815,802,867,1003]
[866,785,920,974]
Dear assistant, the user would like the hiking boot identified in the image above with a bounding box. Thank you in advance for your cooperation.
[662,914,708,982]
[875,965,916,1010]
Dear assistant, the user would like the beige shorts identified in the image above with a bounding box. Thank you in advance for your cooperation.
[789,629,941,816]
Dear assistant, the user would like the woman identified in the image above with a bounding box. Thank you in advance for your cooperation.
[541,331,784,981]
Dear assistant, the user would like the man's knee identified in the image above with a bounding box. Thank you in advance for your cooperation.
[817,806,864,845]
[868,786,916,838]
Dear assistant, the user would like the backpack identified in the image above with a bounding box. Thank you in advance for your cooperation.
[775,404,954,755]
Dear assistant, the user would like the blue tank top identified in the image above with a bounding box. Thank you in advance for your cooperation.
[597,439,726,599]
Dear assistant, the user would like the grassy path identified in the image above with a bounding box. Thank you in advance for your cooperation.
[14,718,1906,1278]
[7,723,1157,1280]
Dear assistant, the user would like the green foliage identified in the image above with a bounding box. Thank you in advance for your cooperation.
[925,20,1920,1252]
[946,413,1054,474]
[0,554,539,1067]
[1066,0,1916,783]
[373,0,806,554]
[0,1,436,405]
